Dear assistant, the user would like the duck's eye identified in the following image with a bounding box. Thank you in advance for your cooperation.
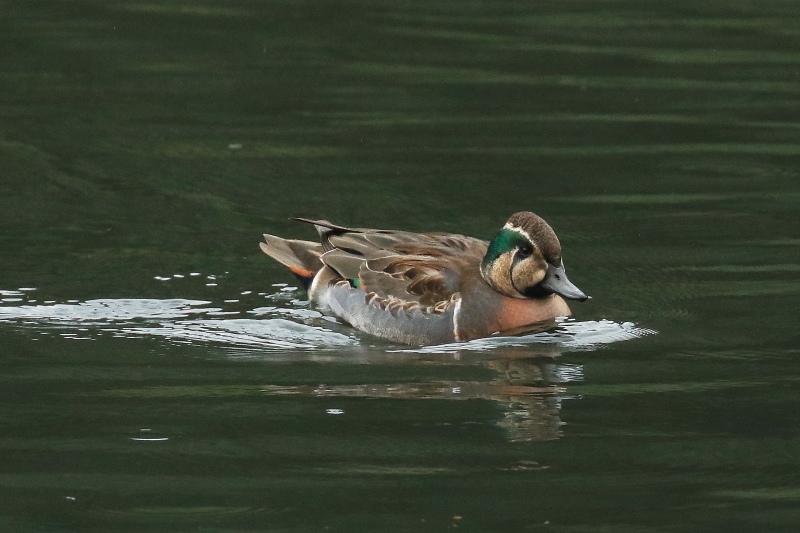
[517,244,533,258]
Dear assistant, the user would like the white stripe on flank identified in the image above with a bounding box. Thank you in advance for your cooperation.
[452,297,462,342]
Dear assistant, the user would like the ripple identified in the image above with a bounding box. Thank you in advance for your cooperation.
[0,293,652,353]
[394,318,656,354]
[0,296,355,350]
[120,318,355,349]
[0,298,218,323]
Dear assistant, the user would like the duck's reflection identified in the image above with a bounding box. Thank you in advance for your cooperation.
[257,346,581,442]
[486,355,580,441]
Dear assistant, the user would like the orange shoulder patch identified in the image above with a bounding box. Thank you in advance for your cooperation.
[289,265,316,278]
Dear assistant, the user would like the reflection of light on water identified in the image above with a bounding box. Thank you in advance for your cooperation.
[0,286,653,354]
[394,318,656,354]
[0,298,217,322]
[554,363,584,383]
[123,319,354,349]
[130,428,170,442]
[0,293,356,350]
[259,378,570,442]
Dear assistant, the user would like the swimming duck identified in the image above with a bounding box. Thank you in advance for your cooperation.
[260,212,588,345]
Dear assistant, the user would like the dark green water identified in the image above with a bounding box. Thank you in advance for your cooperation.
[1,0,799,531]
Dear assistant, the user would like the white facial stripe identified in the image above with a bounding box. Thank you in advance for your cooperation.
[502,223,534,244]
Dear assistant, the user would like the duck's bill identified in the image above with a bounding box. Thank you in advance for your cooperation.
[540,263,590,301]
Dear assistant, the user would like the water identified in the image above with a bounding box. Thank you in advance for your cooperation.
[1,0,799,531]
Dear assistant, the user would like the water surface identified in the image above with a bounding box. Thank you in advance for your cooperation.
[1,0,799,531]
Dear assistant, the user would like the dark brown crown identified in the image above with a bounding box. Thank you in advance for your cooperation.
[506,211,562,264]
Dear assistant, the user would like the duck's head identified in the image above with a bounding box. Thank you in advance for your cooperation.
[480,211,589,301]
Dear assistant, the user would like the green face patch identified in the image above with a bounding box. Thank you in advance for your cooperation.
[483,228,531,266]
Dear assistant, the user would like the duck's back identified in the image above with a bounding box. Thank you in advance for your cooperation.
[321,228,487,303]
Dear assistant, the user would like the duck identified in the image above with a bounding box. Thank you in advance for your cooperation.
[259,211,589,345]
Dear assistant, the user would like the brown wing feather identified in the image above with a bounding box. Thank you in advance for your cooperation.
[319,249,365,280]
[291,219,489,307]
[294,218,360,252]
[358,255,455,306]
[424,233,488,256]
[328,233,384,257]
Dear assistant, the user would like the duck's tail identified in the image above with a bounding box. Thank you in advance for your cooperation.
[260,235,324,290]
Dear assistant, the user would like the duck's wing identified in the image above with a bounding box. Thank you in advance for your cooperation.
[295,218,487,306]
[357,254,456,307]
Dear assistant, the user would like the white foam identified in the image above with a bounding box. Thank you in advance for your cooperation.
[393,319,656,354]
[0,297,355,350]
[0,298,216,323]
[121,318,355,349]
[249,306,322,319]
[0,294,652,355]
[0,290,23,296]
